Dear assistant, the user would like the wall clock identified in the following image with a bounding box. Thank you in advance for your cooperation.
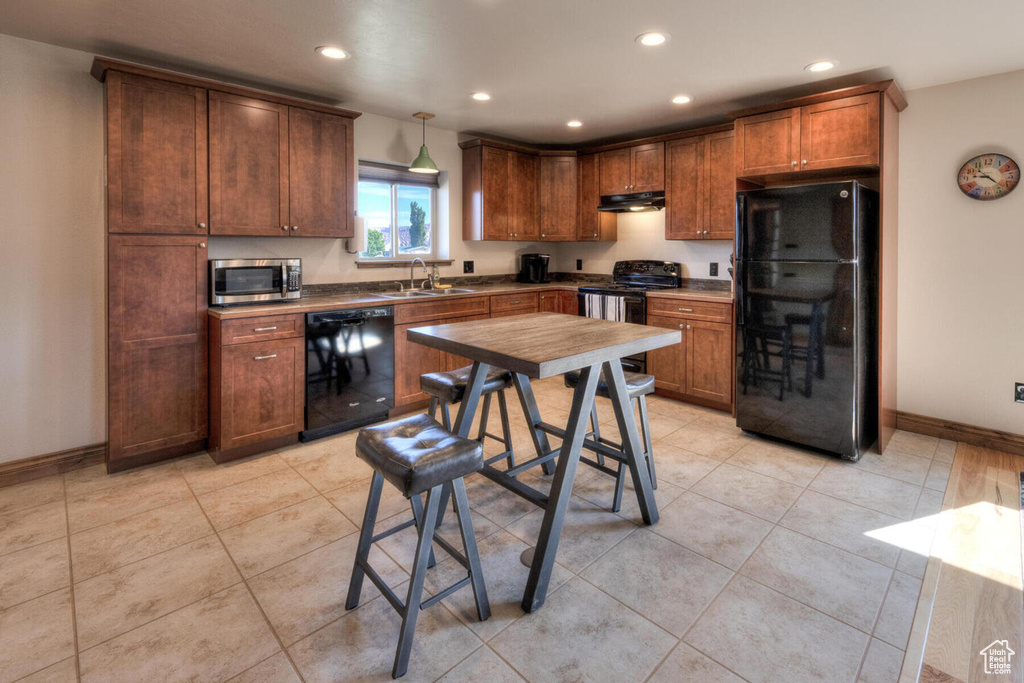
[957,153,1019,200]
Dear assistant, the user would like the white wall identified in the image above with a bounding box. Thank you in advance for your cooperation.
[898,70,1024,435]
[0,34,106,463]
[551,211,734,282]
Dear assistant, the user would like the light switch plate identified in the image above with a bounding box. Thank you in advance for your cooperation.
[463,261,474,274]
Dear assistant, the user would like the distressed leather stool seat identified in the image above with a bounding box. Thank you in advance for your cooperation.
[420,365,519,473]
[346,413,490,678]
[564,367,658,512]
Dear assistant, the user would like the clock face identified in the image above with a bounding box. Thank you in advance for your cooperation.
[958,153,1019,200]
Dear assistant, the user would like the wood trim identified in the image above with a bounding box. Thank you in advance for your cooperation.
[457,138,575,155]
[729,80,907,119]
[578,123,734,155]
[91,57,361,119]
[653,388,732,415]
[0,443,107,489]
[355,259,454,269]
[895,410,1024,457]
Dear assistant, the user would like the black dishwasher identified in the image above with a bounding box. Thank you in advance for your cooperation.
[302,306,395,441]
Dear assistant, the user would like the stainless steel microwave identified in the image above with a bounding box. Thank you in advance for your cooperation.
[210,259,302,306]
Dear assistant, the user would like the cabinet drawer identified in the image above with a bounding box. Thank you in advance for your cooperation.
[218,314,304,345]
[490,292,539,313]
[647,298,732,323]
[395,296,489,324]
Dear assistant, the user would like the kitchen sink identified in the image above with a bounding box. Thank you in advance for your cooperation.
[377,291,436,299]
[430,288,475,295]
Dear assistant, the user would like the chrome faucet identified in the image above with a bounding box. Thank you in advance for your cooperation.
[410,258,432,290]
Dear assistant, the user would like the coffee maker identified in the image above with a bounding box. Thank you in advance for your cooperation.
[517,253,550,283]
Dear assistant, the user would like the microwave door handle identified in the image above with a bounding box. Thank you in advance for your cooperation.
[281,265,288,297]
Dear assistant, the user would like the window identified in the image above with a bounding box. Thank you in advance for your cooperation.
[357,162,437,259]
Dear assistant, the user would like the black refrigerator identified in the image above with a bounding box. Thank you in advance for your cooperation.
[735,181,878,460]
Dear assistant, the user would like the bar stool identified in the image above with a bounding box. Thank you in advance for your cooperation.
[345,413,490,679]
[420,365,518,473]
[563,368,658,512]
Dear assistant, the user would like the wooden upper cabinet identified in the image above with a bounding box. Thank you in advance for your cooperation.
[735,108,801,176]
[105,71,208,235]
[799,94,879,170]
[509,152,539,241]
[598,147,631,195]
[704,131,736,239]
[539,156,578,240]
[735,93,881,177]
[107,234,208,467]
[482,147,511,240]
[288,107,355,238]
[576,154,617,241]
[630,143,665,193]
[208,92,288,236]
[665,137,704,240]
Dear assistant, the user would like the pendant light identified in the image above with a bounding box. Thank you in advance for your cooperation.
[409,112,439,174]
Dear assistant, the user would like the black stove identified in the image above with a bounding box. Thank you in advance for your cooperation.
[578,260,682,296]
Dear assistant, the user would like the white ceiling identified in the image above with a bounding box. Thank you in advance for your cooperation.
[3,0,1024,144]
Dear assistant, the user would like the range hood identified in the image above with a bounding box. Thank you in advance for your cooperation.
[597,190,665,213]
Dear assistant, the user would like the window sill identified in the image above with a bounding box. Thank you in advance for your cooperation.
[355,259,455,269]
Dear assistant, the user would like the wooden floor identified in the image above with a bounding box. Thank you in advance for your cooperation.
[902,443,1024,682]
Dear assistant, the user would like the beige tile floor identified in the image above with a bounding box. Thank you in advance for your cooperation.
[0,377,953,682]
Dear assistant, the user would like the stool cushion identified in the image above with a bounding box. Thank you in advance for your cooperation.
[420,365,513,404]
[356,413,484,497]
[563,368,655,400]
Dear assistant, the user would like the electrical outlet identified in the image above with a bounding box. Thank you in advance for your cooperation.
[1016,382,1024,404]
[710,262,719,277]
[463,260,474,274]
[576,259,583,271]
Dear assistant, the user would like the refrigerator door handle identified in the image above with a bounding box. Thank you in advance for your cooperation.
[735,194,745,327]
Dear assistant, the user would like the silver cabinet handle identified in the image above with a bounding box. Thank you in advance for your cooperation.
[291,226,298,231]
[703,230,708,235]
[198,242,206,248]
[686,324,691,329]
[802,160,807,165]
[678,323,684,328]
[253,326,278,332]
[199,223,206,229]
[678,307,693,312]
[509,300,521,305]
[791,161,798,167]
[282,225,289,231]
[541,233,546,238]
[254,354,277,360]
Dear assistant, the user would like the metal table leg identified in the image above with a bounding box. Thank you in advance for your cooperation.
[512,372,557,475]
[602,360,659,525]
[521,365,600,613]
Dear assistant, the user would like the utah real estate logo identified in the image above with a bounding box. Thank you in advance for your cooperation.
[979,640,1015,675]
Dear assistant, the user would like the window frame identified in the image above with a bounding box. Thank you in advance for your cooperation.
[357,178,437,261]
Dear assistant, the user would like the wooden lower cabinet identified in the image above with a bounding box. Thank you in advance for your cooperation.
[107,234,208,471]
[646,304,734,411]
[559,290,578,314]
[444,314,490,371]
[209,315,304,461]
[394,321,443,407]
[539,291,559,312]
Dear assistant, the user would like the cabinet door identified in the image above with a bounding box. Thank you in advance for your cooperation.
[559,290,579,315]
[704,131,737,240]
[665,137,704,240]
[799,94,880,171]
[576,153,600,241]
[686,320,733,404]
[208,92,289,236]
[443,314,490,371]
[735,108,801,176]
[509,152,539,241]
[539,156,578,240]
[646,315,686,394]
[108,235,208,466]
[482,147,511,240]
[395,322,443,406]
[288,107,355,237]
[598,148,631,196]
[630,142,665,193]
[218,336,304,450]
[538,291,560,313]
[105,71,208,234]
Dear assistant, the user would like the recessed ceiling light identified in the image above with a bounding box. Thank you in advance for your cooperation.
[315,46,350,60]
[471,92,491,101]
[671,95,692,105]
[567,120,583,128]
[636,31,669,47]
[804,60,836,73]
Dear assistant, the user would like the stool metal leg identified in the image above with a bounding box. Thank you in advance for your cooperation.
[476,393,493,443]
[409,494,437,569]
[428,396,438,421]
[638,395,657,490]
[393,484,442,679]
[451,477,490,621]
[345,471,384,610]
[440,401,452,431]
[497,389,516,472]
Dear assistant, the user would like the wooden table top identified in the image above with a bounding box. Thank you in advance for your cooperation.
[408,312,682,378]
